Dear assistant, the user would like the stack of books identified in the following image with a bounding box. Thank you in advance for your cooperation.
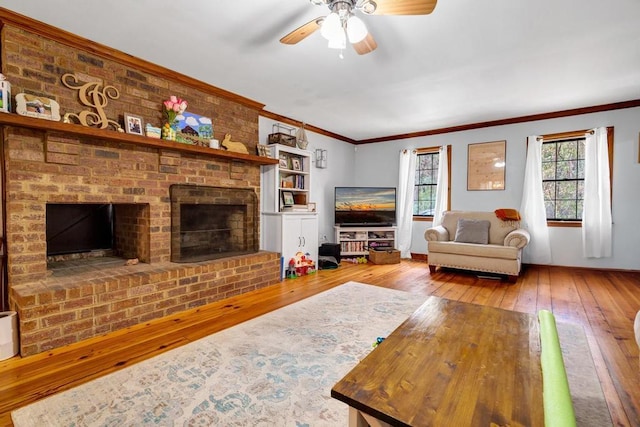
[281,204,309,212]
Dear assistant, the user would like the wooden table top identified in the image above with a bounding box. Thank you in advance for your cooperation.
[331,296,544,427]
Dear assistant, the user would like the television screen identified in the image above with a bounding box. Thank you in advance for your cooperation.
[335,187,396,226]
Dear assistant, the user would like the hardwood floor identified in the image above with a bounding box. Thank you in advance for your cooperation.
[0,261,638,426]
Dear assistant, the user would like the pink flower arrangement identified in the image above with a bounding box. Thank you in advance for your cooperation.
[163,95,187,124]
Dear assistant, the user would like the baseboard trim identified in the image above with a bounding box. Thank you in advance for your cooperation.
[407,257,639,274]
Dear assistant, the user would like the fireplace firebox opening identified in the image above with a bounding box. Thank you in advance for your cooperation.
[46,203,150,266]
[170,185,259,263]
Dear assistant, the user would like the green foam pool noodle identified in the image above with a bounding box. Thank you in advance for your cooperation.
[538,310,577,427]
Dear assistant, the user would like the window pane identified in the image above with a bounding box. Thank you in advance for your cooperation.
[542,162,556,180]
[557,181,577,200]
[416,171,426,185]
[417,201,430,215]
[542,143,556,162]
[421,155,432,169]
[557,140,577,160]
[577,140,585,159]
[577,159,585,178]
[545,200,555,218]
[558,160,578,179]
[543,181,556,200]
[556,200,577,220]
[577,181,584,199]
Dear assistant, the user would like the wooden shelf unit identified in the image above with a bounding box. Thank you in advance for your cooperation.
[334,226,396,257]
[262,144,312,212]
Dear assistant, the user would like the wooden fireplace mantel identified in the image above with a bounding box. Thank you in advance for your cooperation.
[0,113,279,166]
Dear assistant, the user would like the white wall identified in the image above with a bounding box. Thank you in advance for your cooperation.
[259,117,356,244]
[352,107,640,270]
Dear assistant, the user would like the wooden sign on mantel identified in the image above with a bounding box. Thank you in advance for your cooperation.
[61,73,123,132]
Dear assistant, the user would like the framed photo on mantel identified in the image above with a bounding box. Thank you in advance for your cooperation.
[467,140,506,191]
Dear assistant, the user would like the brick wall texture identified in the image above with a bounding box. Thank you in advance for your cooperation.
[1,23,281,356]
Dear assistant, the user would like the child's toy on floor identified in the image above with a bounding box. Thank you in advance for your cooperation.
[286,251,316,278]
[372,337,386,348]
[342,256,368,264]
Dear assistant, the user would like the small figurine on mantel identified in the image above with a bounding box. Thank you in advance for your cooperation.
[221,133,249,154]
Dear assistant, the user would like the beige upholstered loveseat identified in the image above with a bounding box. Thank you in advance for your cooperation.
[424,210,530,281]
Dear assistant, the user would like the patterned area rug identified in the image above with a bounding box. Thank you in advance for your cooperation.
[12,282,425,426]
[12,282,611,426]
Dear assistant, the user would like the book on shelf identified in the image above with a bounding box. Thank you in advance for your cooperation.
[281,204,309,212]
[280,175,305,189]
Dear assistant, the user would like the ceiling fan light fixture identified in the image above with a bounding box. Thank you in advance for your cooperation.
[320,12,342,41]
[346,14,367,43]
[360,0,377,14]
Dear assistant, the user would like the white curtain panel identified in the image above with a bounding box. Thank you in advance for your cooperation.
[397,149,416,258]
[433,145,449,227]
[582,127,612,258]
[520,136,552,264]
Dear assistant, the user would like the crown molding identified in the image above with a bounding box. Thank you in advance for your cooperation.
[356,99,640,144]
[260,110,356,144]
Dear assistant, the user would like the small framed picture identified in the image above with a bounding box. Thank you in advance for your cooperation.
[281,191,295,207]
[256,145,271,157]
[308,202,316,212]
[279,153,289,168]
[124,113,144,136]
[291,157,302,171]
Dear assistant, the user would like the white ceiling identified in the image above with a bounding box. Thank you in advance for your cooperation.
[3,0,640,141]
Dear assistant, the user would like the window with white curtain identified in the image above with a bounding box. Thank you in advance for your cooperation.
[413,146,451,218]
[414,150,439,216]
[540,128,613,225]
[542,136,586,221]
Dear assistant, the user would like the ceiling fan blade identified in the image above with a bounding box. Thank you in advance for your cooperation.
[280,18,323,45]
[371,0,437,15]
[352,32,378,55]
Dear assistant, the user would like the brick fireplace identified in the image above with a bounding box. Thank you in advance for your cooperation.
[4,127,280,356]
[0,15,281,356]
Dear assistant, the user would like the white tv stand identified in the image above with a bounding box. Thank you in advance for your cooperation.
[334,226,396,257]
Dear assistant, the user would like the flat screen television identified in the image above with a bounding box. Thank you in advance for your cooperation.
[335,187,397,226]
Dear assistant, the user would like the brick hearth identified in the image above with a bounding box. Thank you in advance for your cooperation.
[12,253,279,356]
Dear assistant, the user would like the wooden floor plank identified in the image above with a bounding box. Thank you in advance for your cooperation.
[0,261,638,426]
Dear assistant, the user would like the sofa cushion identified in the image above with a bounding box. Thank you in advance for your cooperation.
[454,219,491,244]
[428,241,519,260]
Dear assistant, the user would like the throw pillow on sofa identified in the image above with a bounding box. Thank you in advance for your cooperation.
[454,219,491,244]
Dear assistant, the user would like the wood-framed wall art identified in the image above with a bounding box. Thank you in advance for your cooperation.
[467,140,506,191]
[124,113,144,135]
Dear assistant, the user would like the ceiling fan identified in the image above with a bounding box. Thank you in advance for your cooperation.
[280,0,437,55]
